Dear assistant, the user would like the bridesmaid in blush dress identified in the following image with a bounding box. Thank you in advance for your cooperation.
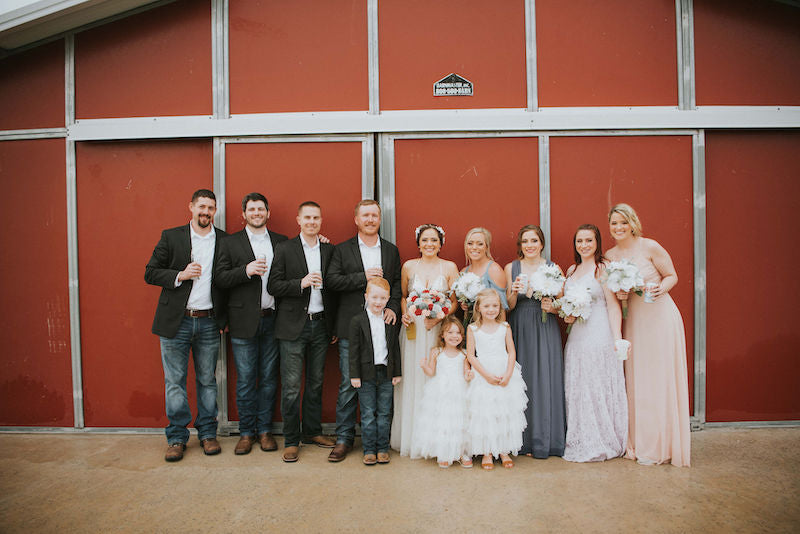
[605,203,691,467]
[505,225,566,458]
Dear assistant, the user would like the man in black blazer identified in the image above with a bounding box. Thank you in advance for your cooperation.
[267,201,337,462]
[145,189,227,462]
[214,192,287,455]
[326,199,402,462]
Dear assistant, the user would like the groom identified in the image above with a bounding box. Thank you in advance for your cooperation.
[326,199,402,462]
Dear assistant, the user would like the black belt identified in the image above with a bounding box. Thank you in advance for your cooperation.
[185,309,213,318]
[307,311,325,321]
[260,309,274,317]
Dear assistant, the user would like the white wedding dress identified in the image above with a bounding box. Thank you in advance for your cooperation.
[390,269,449,455]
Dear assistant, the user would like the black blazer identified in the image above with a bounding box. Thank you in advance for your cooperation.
[348,311,402,382]
[267,235,337,340]
[144,224,228,338]
[327,236,402,339]
[214,228,287,339]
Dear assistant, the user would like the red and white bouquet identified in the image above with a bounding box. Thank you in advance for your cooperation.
[407,288,450,319]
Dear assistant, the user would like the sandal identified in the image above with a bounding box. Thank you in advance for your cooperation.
[458,455,473,469]
[481,455,494,470]
[500,454,514,469]
[438,461,451,469]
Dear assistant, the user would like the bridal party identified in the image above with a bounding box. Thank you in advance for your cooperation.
[145,190,691,469]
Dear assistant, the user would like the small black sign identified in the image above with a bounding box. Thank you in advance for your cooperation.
[433,73,473,96]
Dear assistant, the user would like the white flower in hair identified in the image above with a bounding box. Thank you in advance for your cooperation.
[414,224,446,245]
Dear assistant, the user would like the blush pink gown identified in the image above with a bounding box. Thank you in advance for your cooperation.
[622,242,691,467]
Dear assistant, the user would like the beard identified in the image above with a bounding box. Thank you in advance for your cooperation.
[197,215,212,228]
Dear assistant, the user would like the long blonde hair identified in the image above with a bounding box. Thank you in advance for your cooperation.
[463,227,494,265]
[471,288,506,327]
[609,203,643,237]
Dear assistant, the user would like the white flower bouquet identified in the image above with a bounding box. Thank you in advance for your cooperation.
[604,259,644,318]
[407,288,450,319]
[530,263,566,322]
[556,284,593,333]
[452,271,484,326]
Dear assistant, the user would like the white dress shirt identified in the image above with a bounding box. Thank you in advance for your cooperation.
[367,308,388,366]
[245,226,275,310]
[301,236,324,314]
[358,234,382,273]
[184,222,216,310]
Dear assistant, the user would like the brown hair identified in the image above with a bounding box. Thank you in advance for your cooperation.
[516,224,545,259]
[436,315,465,349]
[471,288,506,326]
[572,224,605,277]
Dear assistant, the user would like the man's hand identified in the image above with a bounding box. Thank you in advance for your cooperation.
[383,308,397,325]
[178,262,202,281]
[365,267,384,280]
[392,376,402,386]
[301,271,322,289]
[246,259,267,277]
[350,378,361,388]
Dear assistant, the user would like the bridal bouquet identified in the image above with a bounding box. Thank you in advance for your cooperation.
[604,259,644,318]
[452,271,484,326]
[407,288,450,319]
[556,284,592,333]
[530,263,566,323]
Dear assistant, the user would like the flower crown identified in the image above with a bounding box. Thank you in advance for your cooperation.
[415,224,445,245]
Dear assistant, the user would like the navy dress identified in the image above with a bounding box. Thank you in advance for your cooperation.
[507,260,566,458]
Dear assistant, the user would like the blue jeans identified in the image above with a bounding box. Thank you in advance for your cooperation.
[159,316,220,444]
[230,314,280,437]
[335,338,358,445]
[279,319,329,447]
[357,366,393,455]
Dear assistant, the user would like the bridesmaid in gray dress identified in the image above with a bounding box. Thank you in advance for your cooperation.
[504,225,566,458]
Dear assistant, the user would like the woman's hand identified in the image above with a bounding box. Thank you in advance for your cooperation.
[423,316,441,331]
[648,283,667,299]
[460,301,469,311]
[510,278,525,294]
[541,297,554,314]
[615,289,629,301]
[401,312,412,327]
[564,315,576,324]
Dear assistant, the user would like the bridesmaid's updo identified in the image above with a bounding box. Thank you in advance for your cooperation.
[608,203,643,237]
[516,225,546,259]
[415,224,445,245]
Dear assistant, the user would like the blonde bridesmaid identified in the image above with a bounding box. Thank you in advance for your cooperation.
[605,203,691,467]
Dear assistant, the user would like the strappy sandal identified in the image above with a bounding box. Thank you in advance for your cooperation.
[481,455,494,470]
[458,455,473,469]
[438,461,451,469]
[500,454,514,469]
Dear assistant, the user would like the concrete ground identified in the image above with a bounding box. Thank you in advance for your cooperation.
[0,427,798,533]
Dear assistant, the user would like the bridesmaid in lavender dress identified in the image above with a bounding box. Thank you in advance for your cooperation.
[560,224,628,463]
[606,203,691,467]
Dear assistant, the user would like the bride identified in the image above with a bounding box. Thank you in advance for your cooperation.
[390,224,459,456]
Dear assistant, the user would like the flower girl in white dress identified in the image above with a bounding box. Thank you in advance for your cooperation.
[411,315,474,468]
[466,289,528,470]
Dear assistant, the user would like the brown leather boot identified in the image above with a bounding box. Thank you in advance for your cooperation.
[327,442,352,462]
[165,443,186,462]
[201,438,221,456]
[258,432,277,451]
[282,446,300,463]
[302,435,335,448]
[234,435,255,455]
